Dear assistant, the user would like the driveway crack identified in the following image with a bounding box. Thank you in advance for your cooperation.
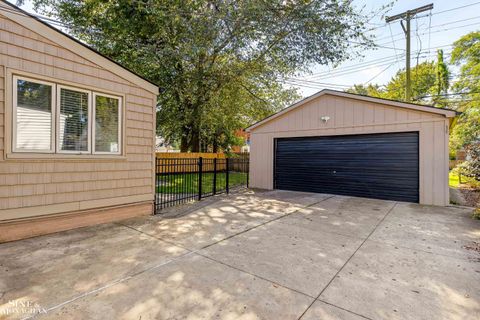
[196,251,316,299]
[297,201,398,320]
[200,195,336,251]
[115,222,193,252]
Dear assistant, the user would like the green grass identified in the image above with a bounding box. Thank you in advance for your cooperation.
[449,171,480,189]
[156,172,247,194]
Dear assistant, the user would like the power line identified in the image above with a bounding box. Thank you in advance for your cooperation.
[364,1,480,33]
[417,90,480,99]
[419,1,480,18]
[377,20,480,46]
[303,54,406,79]
[288,50,454,90]
[388,23,401,69]
[301,49,447,81]
[284,78,352,88]
[0,4,72,28]
[283,80,347,91]
[365,62,396,84]
[376,15,480,43]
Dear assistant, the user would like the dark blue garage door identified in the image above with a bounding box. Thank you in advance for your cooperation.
[274,132,419,203]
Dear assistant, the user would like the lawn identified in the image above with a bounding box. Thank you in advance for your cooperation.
[449,171,480,189]
[156,172,248,194]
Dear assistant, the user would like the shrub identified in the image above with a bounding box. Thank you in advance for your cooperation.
[473,208,480,220]
[457,143,480,180]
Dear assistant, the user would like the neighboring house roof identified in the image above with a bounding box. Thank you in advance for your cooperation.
[0,0,159,95]
[246,89,458,131]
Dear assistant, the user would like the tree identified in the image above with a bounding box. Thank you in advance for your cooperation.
[345,62,438,104]
[459,143,480,180]
[382,61,437,103]
[23,0,372,151]
[346,51,450,106]
[428,49,450,108]
[434,50,449,96]
[450,31,480,153]
[346,84,384,97]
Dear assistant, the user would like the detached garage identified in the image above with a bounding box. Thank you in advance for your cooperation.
[246,90,457,206]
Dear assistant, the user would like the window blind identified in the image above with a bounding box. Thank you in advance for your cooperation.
[15,79,53,151]
[59,88,89,152]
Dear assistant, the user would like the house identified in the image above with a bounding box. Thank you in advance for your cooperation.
[155,136,180,153]
[231,129,250,153]
[0,1,159,242]
[246,90,457,206]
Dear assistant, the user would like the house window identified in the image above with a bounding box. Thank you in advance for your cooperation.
[13,77,55,152]
[12,75,122,156]
[94,94,121,154]
[58,86,90,153]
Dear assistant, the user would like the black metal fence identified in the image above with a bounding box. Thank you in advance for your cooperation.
[155,156,249,213]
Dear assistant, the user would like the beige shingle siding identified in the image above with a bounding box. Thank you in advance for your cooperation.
[0,65,4,155]
[0,14,156,214]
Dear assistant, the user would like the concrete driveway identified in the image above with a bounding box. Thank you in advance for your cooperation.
[0,190,479,320]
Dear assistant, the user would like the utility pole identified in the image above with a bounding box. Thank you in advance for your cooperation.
[386,4,433,102]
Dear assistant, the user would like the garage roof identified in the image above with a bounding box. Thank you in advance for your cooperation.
[246,89,458,132]
[0,0,159,95]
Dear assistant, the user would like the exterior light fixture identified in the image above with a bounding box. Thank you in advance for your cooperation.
[321,116,330,123]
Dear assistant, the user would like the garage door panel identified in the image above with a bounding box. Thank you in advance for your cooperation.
[274,132,419,203]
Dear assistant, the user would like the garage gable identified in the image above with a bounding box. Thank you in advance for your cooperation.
[247,90,456,133]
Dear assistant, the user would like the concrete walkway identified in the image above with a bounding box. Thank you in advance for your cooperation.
[0,190,479,319]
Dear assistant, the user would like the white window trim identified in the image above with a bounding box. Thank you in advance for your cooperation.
[56,85,92,155]
[12,75,56,153]
[92,92,122,155]
[10,72,124,157]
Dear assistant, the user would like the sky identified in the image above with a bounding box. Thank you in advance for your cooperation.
[288,0,480,97]
[11,0,480,98]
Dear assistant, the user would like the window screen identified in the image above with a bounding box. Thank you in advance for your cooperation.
[58,88,89,152]
[15,79,53,151]
[95,95,120,153]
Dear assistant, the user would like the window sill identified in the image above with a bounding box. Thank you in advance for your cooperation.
[6,153,128,161]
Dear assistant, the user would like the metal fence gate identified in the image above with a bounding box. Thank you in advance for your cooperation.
[155,155,249,213]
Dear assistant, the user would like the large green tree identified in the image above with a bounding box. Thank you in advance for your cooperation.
[23,0,372,151]
[450,31,480,153]
[382,61,437,103]
[346,84,384,97]
[346,62,437,103]
[347,52,450,106]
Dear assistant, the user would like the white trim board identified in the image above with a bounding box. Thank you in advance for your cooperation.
[0,0,159,95]
[246,89,458,132]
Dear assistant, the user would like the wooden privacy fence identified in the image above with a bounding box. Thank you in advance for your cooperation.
[155,152,248,173]
[156,152,226,159]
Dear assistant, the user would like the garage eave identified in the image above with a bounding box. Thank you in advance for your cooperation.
[246,89,458,132]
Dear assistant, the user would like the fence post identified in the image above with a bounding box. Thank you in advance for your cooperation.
[246,158,249,188]
[213,158,217,195]
[198,157,203,200]
[154,158,158,214]
[226,157,230,194]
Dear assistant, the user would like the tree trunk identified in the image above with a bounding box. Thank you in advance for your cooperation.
[190,131,200,152]
[212,134,219,153]
[180,134,189,152]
